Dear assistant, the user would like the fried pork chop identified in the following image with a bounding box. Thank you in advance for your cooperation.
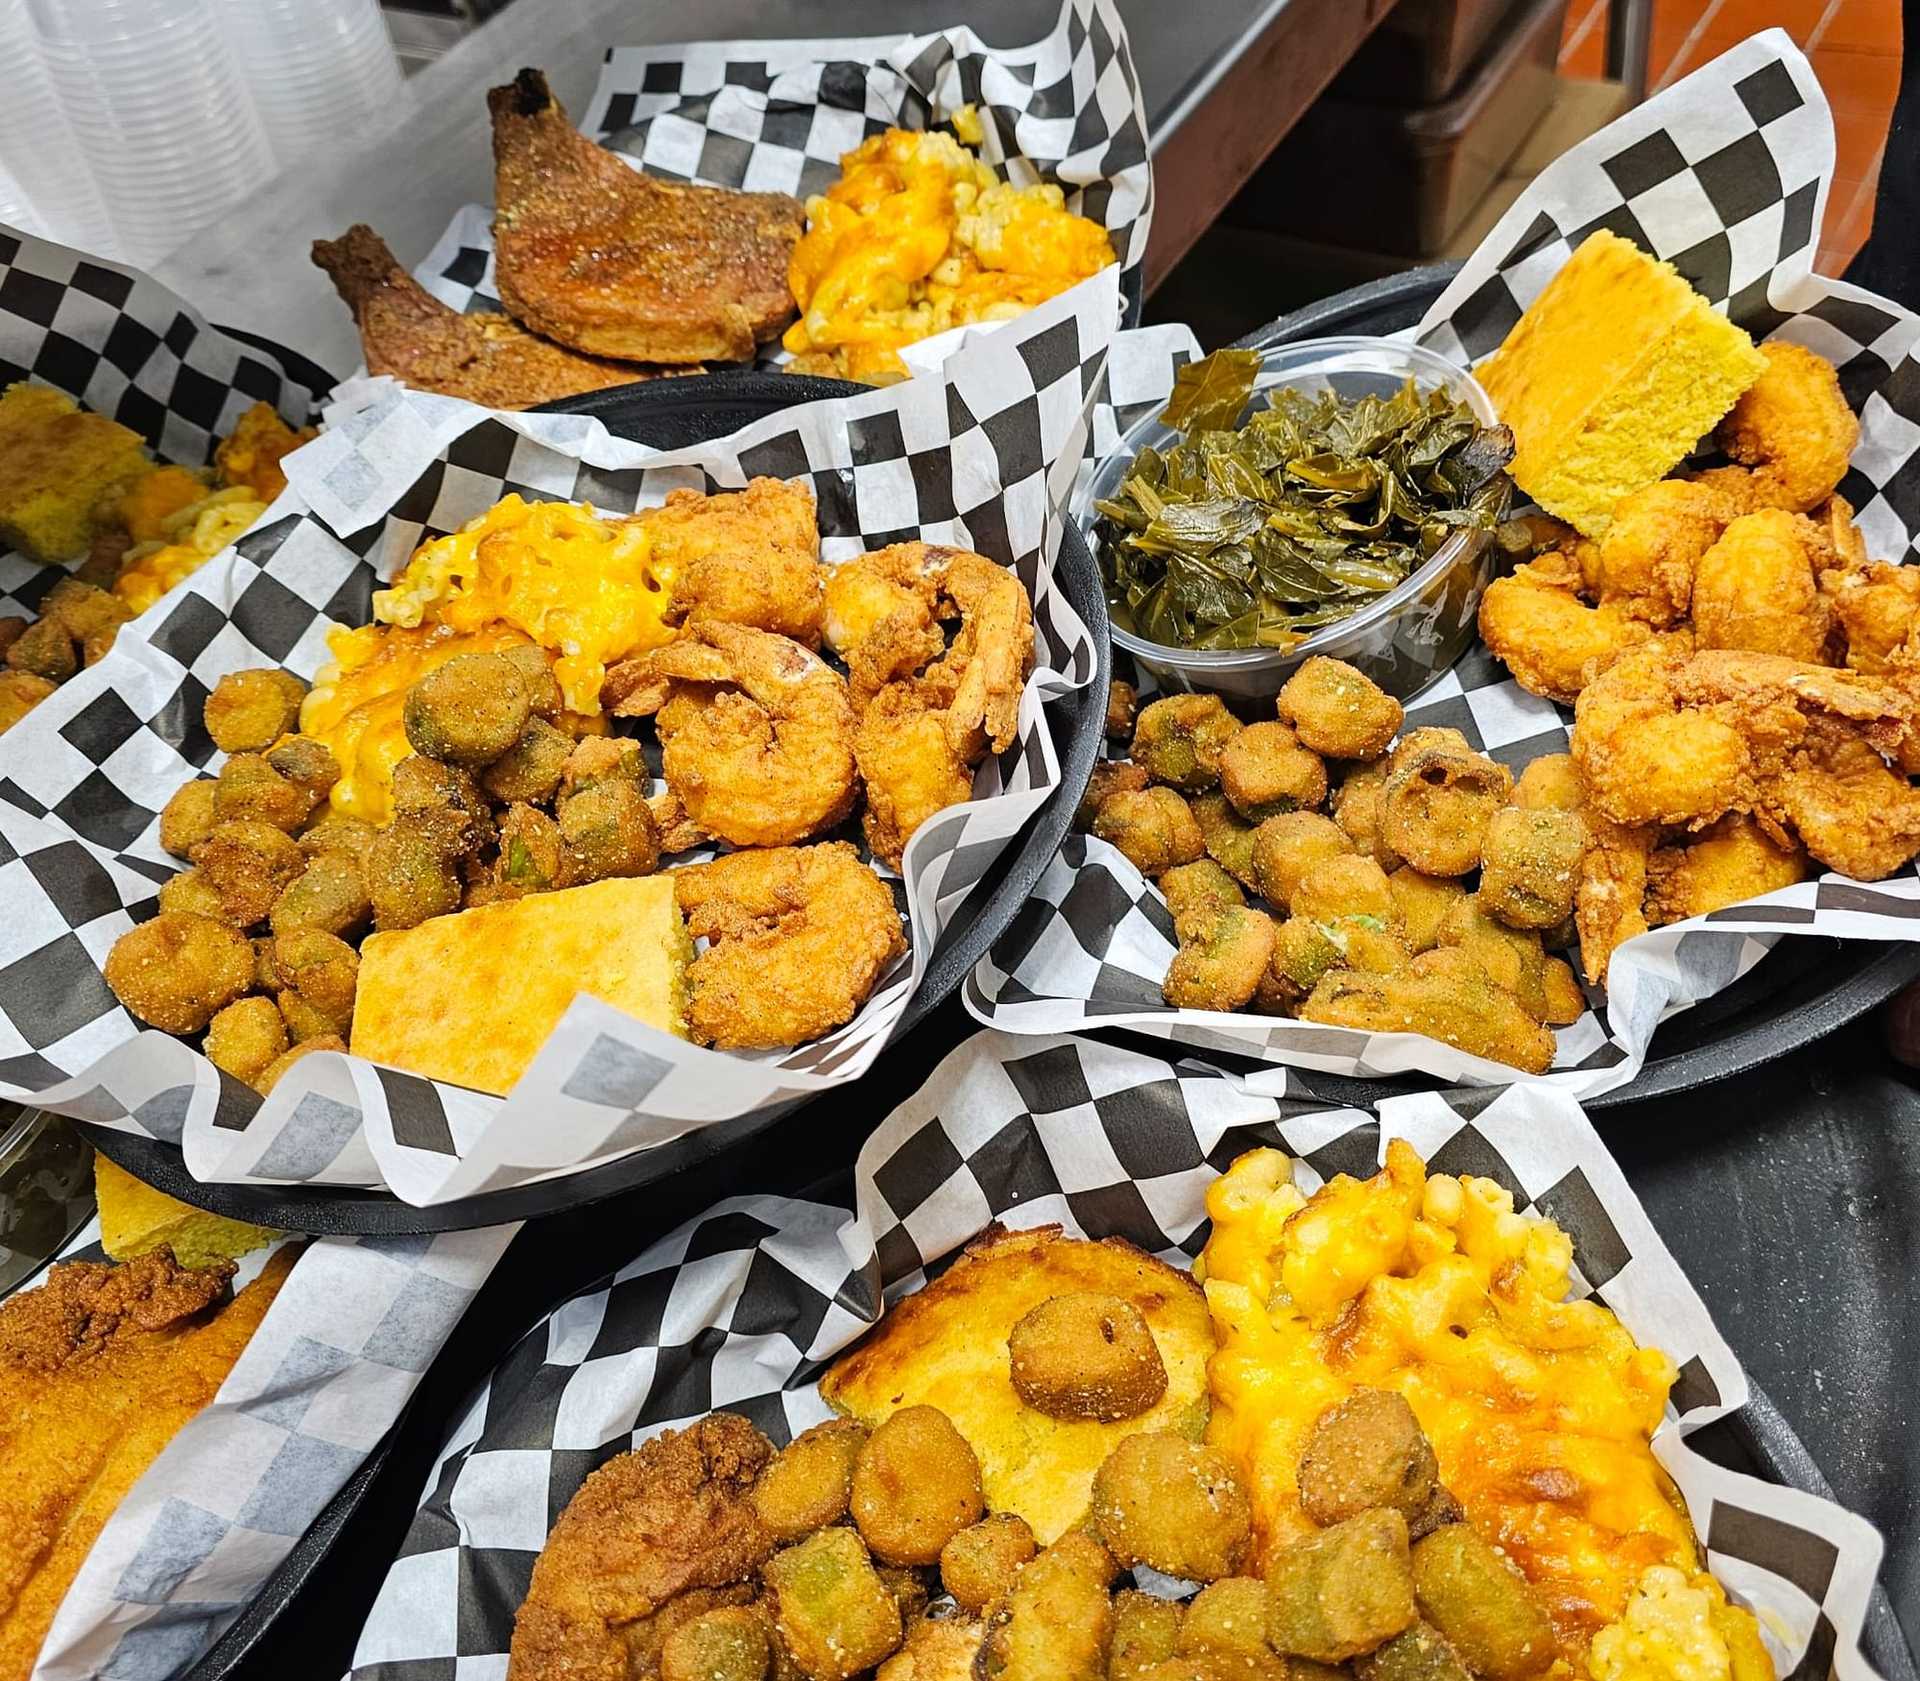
[313,224,652,410]
[488,70,805,364]
[508,1412,775,1681]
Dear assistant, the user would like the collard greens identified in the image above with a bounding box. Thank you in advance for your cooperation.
[1095,349,1514,651]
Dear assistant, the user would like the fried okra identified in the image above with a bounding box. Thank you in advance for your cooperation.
[1094,786,1205,877]
[495,802,572,895]
[1106,680,1139,739]
[204,668,306,754]
[265,734,341,797]
[1250,811,1354,912]
[1290,855,1398,929]
[1434,896,1560,1022]
[366,814,463,930]
[559,776,661,882]
[270,851,371,939]
[940,1515,1036,1615]
[1354,1621,1474,1681]
[1164,906,1277,1012]
[1478,807,1583,930]
[299,812,378,865]
[203,995,288,1086]
[391,754,495,856]
[159,779,219,859]
[255,1033,347,1095]
[158,868,231,922]
[500,642,563,720]
[481,716,573,805]
[976,1537,1114,1681]
[271,927,360,1035]
[1297,1390,1441,1532]
[1409,1524,1555,1681]
[850,1406,984,1567]
[1110,1590,1185,1681]
[1219,722,1327,821]
[1191,791,1260,889]
[1332,761,1401,871]
[40,578,129,644]
[1089,1433,1251,1583]
[763,1527,902,1680]
[215,753,318,832]
[105,912,254,1034]
[1386,869,1466,955]
[1301,948,1556,1074]
[558,733,647,800]
[1386,728,1472,773]
[1380,746,1512,878]
[1076,759,1151,831]
[753,1419,868,1542]
[7,616,76,682]
[1160,859,1245,942]
[1278,657,1403,761]
[1179,1578,1285,1680]
[1009,1293,1168,1422]
[192,819,306,925]
[0,671,55,731]
[403,652,531,767]
[1132,693,1242,792]
[1265,1508,1416,1664]
[660,1607,773,1681]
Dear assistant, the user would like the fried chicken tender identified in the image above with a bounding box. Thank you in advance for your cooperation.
[509,1414,775,1681]
[657,478,826,648]
[1476,554,1655,704]
[1300,947,1556,1073]
[1590,478,1737,626]
[673,843,906,1050]
[1646,813,1808,925]
[1714,341,1859,514]
[1690,510,1831,661]
[623,620,858,848]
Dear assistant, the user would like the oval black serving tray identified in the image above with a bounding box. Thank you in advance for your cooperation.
[1226,266,1920,1112]
[87,371,1112,1233]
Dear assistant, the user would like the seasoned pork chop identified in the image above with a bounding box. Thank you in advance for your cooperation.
[313,224,655,410]
[488,69,805,364]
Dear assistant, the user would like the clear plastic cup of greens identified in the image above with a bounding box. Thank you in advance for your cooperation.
[1079,336,1514,705]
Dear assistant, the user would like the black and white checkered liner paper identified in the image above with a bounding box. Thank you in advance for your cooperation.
[0,270,1113,1207]
[345,1029,1885,1680]
[410,0,1151,366]
[23,1216,511,1681]
[0,226,330,627]
[970,35,1920,1099]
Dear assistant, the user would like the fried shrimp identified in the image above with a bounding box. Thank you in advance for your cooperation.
[666,534,825,648]
[1691,510,1831,661]
[1590,478,1736,626]
[1571,643,1752,828]
[673,843,906,1049]
[1646,813,1807,925]
[919,548,1035,760]
[1575,808,1652,987]
[854,681,977,869]
[627,620,859,847]
[1715,341,1859,514]
[1758,716,1920,880]
[1476,554,1655,704]
[823,544,946,696]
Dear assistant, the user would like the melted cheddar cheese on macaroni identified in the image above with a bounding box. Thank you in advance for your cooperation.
[1198,1142,1774,1679]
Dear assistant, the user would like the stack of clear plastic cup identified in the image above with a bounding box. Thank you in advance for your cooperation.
[28,0,274,267]
[0,0,115,253]
[211,0,403,172]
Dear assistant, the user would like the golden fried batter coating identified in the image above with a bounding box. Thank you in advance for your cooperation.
[940,1515,1036,1615]
[1164,906,1279,1012]
[1219,722,1327,821]
[1691,510,1831,661]
[1008,1293,1168,1422]
[204,995,288,1086]
[753,1419,867,1543]
[1094,786,1206,877]
[1250,812,1354,912]
[1278,657,1403,760]
[1714,341,1859,515]
[204,668,306,755]
[1192,791,1262,889]
[1380,746,1512,878]
[1132,693,1243,792]
[1300,948,1555,1073]
[105,912,254,1034]
[1075,758,1151,833]
[1646,813,1808,925]
[850,1406,984,1567]
[1089,1432,1252,1583]
[1477,808,1583,931]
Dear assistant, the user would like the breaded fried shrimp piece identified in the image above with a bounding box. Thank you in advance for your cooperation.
[1646,813,1808,925]
[1477,556,1654,703]
[1715,341,1859,513]
[1591,478,1736,625]
[1690,509,1831,662]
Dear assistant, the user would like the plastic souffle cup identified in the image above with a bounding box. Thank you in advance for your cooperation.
[1078,335,1510,707]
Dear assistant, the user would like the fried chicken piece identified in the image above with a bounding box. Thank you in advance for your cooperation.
[653,478,824,647]
[1589,478,1737,626]
[1646,813,1808,925]
[1477,552,1656,704]
[0,1247,296,1681]
[313,225,653,409]
[490,70,805,363]
[1690,509,1832,662]
[1757,717,1920,881]
[1575,806,1653,988]
[509,1414,776,1681]
[1714,341,1859,514]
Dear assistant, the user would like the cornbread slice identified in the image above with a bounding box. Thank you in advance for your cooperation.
[0,383,153,562]
[93,1154,280,1269]
[1476,231,1766,536]
[351,875,690,1095]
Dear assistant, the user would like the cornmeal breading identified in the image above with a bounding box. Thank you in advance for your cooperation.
[0,383,153,564]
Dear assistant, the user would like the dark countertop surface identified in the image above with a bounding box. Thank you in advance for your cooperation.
[222,1002,1920,1678]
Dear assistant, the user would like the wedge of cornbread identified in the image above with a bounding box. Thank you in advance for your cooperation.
[1476,231,1766,536]
[0,383,153,563]
[94,1154,280,1268]
[350,875,690,1095]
